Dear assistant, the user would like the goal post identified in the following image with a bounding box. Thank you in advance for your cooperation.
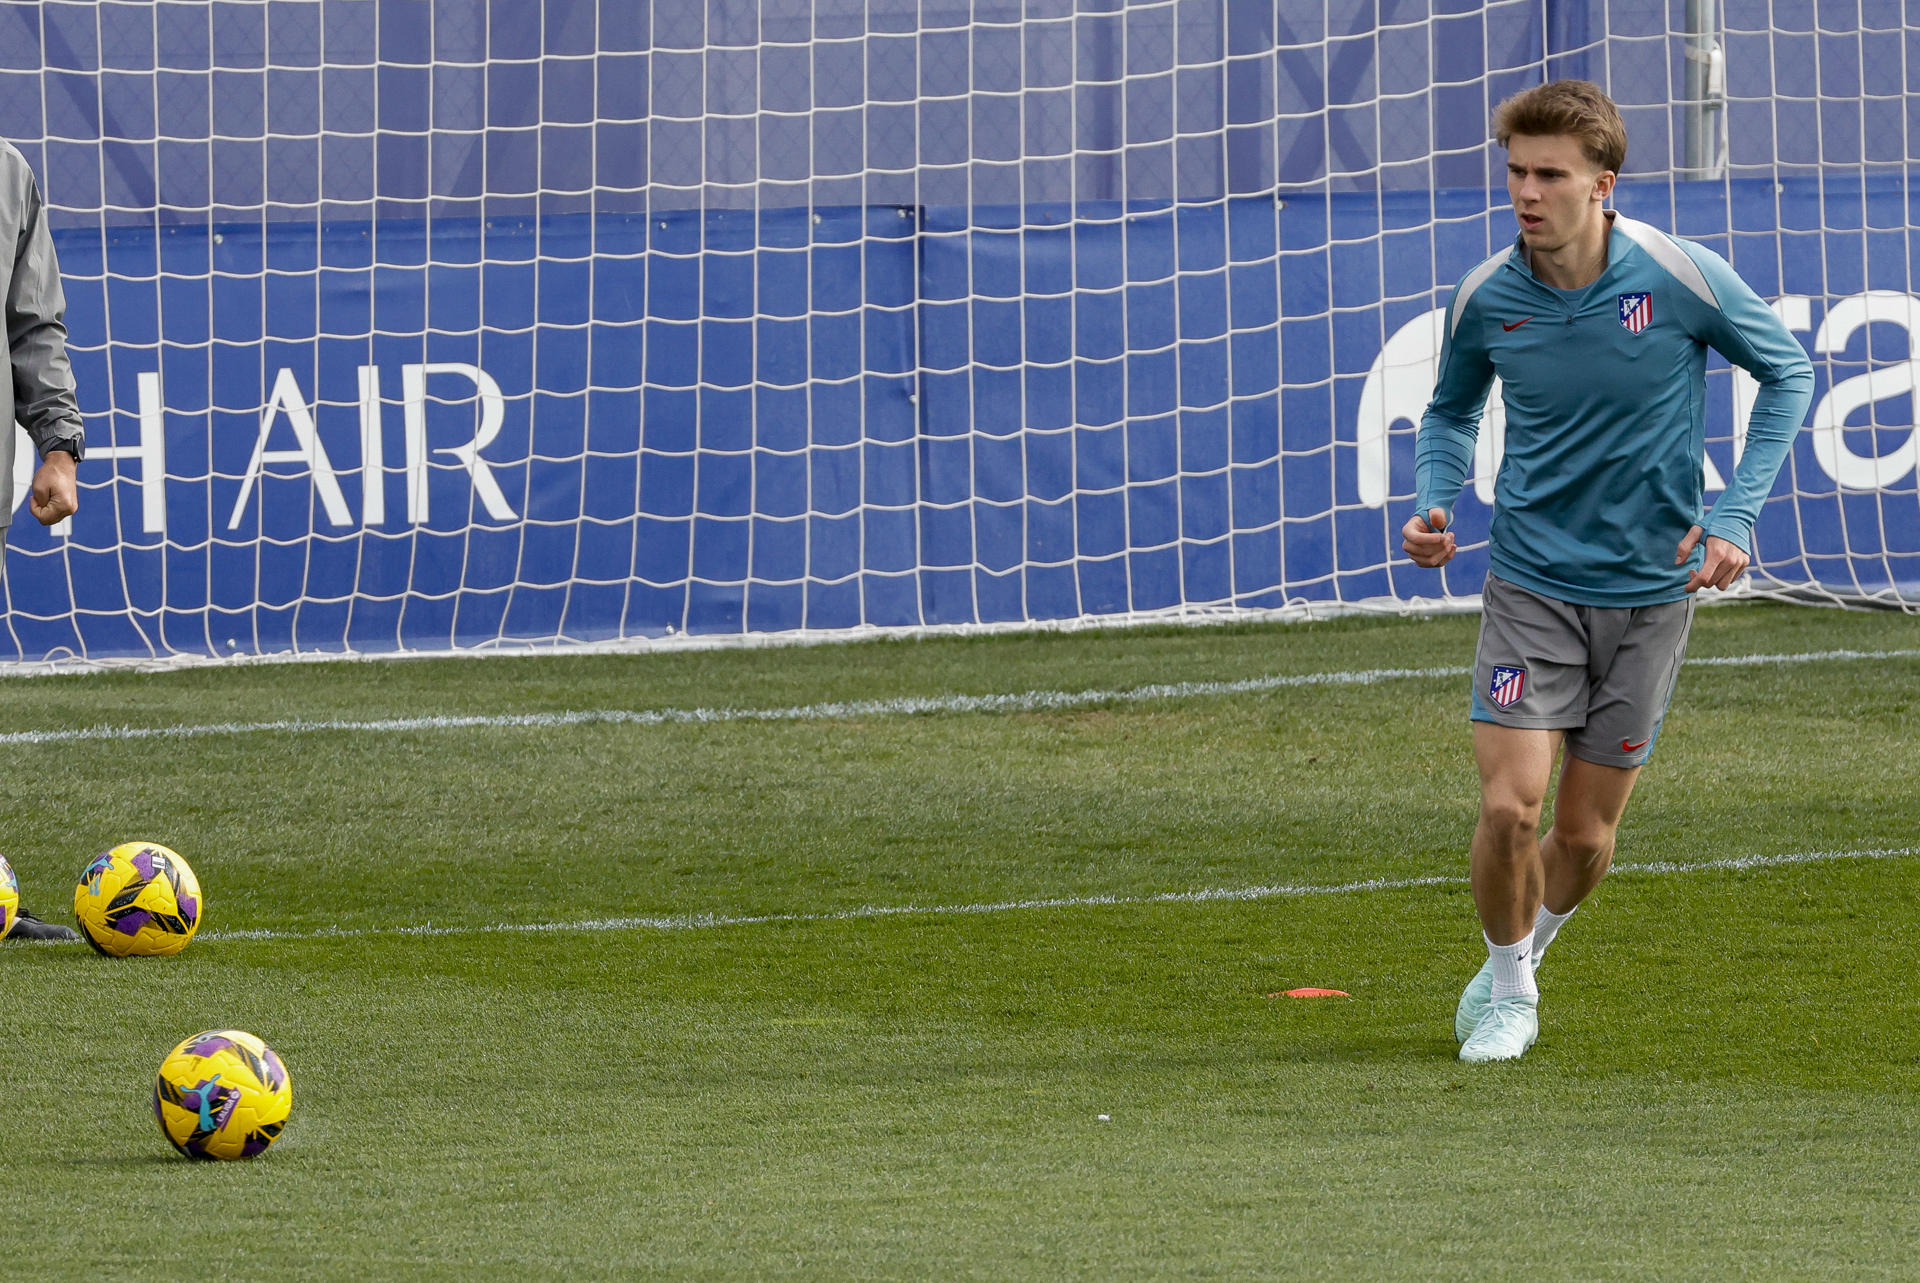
[1,1,1914,668]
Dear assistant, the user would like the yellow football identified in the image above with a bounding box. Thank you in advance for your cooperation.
[73,843,203,957]
[153,1029,292,1160]
[0,853,18,939]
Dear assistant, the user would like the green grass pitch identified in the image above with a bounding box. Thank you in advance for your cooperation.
[0,602,1916,1278]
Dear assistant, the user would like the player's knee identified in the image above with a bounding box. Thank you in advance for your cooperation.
[1553,823,1616,866]
[1476,796,1542,844]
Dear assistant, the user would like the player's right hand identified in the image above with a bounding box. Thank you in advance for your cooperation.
[1401,508,1456,568]
[28,452,77,526]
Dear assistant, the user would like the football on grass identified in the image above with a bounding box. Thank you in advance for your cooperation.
[73,842,202,957]
[0,853,17,938]
[153,1029,291,1160]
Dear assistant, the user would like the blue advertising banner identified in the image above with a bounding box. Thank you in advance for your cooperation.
[6,177,1915,661]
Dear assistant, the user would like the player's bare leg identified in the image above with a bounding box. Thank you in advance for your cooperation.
[1527,753,1641,964]
[1468,723,1559,942]
[1540,753,1641,912]
[1457,723,1558,1060]
[1458,740,1642,1048]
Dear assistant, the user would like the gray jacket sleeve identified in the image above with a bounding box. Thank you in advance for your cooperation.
[6,152,83,459]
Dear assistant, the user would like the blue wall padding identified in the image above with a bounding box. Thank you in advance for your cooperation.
[4,177,1915,659]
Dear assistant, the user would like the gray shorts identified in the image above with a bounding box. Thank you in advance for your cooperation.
[1470,573,1695,768]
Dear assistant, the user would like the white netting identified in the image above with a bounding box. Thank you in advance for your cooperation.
[0,1,1912,669]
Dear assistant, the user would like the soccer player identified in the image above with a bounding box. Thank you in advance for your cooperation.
[0,138,85,943]
[1401,81,1812,1062]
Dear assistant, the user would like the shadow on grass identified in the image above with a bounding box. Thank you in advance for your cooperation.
[63,1152,185,1168]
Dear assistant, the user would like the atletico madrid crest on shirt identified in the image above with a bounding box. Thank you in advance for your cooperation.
[1488,664,1526,709]
[1618,291,1652,334]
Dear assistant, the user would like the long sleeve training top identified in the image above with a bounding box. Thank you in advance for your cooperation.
[0,139,84,526]
[1414,211,1814,606]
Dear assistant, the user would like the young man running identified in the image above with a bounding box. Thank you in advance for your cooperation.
[0,138,85,943]
[1402,81,1812,1062]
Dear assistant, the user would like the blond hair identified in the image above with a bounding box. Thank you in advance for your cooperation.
[1493,80,1627,173]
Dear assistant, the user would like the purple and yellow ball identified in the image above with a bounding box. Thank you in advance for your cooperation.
[73,842,202,958]
[0,853,18,939]
[153,1029,292,1161]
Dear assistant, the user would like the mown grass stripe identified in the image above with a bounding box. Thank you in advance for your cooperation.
[183,845,1918,945]
[1,646,1914,749]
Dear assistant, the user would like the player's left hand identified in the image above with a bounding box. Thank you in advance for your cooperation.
[1675,525,1748,593]
[28,451,77,526]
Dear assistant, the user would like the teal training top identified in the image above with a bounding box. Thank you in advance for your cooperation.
[1414,212,1815,607]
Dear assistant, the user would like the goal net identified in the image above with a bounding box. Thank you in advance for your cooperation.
[3,1,1915,667]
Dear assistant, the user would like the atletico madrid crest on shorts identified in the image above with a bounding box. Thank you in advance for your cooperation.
[1618,291,1652,334]
[1488,664,1526,709]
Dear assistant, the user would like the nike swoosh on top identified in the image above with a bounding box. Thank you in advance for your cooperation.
[1502,317,1533,331]
[1622,737,1651,752]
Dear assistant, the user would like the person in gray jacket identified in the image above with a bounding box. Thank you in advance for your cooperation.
[1,139,84,942]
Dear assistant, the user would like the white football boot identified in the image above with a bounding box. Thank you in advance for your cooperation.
[1458,994,1539,1063]
[1455,958,1496,1043]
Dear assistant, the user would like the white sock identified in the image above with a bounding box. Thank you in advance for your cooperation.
[1531,903,1575,969]
[1486,931,1538,1002]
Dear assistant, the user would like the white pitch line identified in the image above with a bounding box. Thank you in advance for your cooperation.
[1682,647,1920,667]
[1,646,1915,749]
[193,845,1920,946]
